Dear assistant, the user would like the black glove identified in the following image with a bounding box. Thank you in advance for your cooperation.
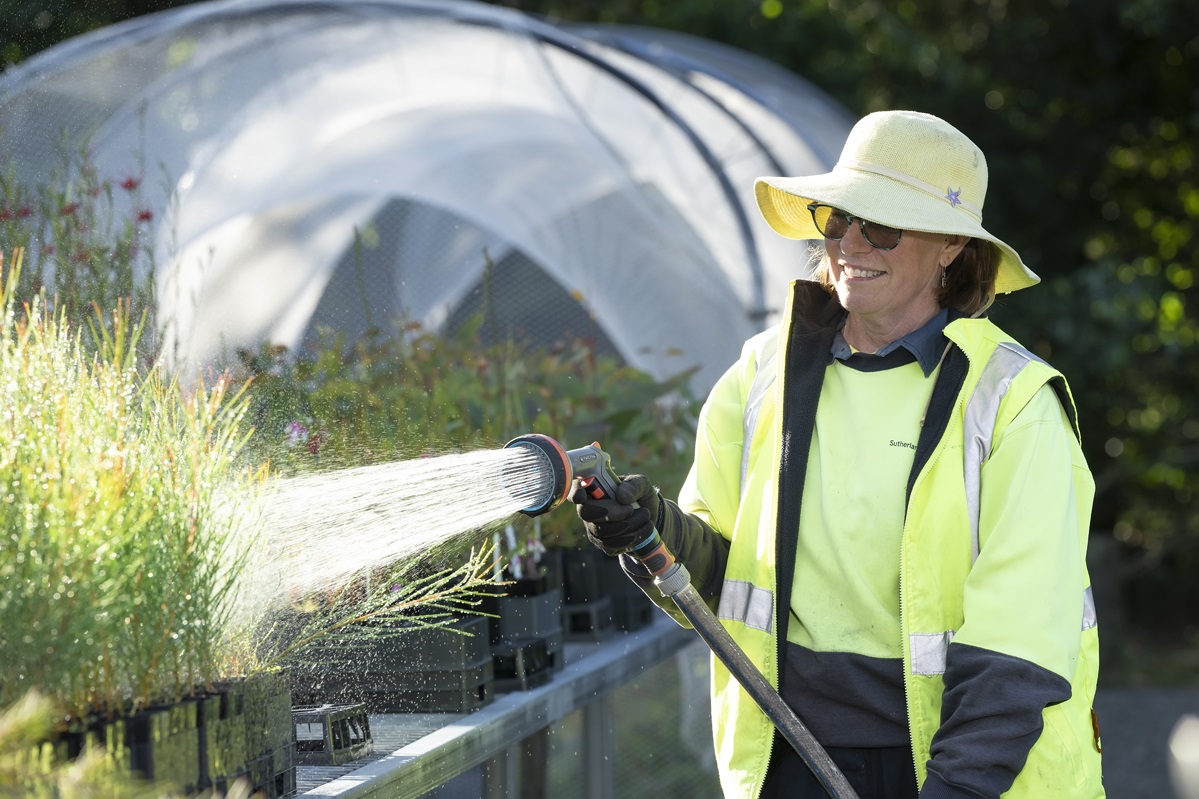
[569,474,662,556]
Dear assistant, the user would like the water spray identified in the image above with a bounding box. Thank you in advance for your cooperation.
[502,434,859,799]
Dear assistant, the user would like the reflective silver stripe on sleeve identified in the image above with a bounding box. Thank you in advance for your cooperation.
[962,341,1040,562]
[717,579,774,633]
[908,588,1092,677]
[1083,585,1097,631]
[909,598,1091,676]
[741,349,777,496]
[910,630,955,676]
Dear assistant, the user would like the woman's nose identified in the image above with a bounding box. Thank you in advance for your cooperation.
[839,218,872,253]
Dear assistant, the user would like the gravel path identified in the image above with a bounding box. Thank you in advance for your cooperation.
[1095,686,1199,798]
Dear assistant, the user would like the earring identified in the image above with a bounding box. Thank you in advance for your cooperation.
[941,266,947,288]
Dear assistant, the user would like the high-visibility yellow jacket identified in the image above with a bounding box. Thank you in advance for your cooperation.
[640,282,1103,798]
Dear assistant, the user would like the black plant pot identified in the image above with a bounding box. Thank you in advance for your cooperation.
[29,672,295,798]
[557,546,615,640]
[126,699,202,793]
[556,546,658,638]
[482,565,564,691]
[240,669,298,799]
[197,684,248,793]
[289,615,495,714]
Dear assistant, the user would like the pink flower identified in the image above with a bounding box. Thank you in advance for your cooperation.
[136,209,154,223]
[120,177,141,191]
[0,208,11,221]
[16,206,32,219]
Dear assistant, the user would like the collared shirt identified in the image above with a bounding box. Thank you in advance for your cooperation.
[831,308,950,377]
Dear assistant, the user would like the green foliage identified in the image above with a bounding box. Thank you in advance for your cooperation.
[262,543,503,667]
[235,305,700,550]
[0,250,263,719]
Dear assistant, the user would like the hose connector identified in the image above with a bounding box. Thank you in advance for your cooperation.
[629,527,676,577]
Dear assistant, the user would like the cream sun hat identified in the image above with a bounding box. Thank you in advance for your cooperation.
[755,110,1039,294]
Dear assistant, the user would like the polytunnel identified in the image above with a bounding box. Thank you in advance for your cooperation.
[0,0,854,390]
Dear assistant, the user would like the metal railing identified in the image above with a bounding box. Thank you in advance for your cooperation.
[297,616,720,799]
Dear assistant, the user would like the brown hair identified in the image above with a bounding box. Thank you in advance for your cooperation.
[812,237,1000,316]
[939,238,999,315]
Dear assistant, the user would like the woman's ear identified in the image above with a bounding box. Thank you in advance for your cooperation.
[941,235,969,267]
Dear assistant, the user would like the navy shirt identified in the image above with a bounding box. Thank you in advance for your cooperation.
[831,308,950,377]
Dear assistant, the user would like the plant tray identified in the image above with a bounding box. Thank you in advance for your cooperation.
[126,699,202,793]
[610,594,656,631]
[197,689,248,792]
[560,547,606,605]
[293,704,373,766]
[294,658,495,714]
[238,670,297,799]
[492,631,563,692]
[289,615,496,714]
[562,596,615,641]
[24,672,295,797]
[246,743,297,799]
[493,587,563,641]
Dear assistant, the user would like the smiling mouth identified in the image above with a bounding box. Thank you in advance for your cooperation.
[843,265,885,279]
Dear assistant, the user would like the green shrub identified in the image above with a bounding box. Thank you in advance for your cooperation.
[0,248,261,720]
[236,309,701,552]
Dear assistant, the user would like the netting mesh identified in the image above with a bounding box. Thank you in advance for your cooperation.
[0,0,851,391]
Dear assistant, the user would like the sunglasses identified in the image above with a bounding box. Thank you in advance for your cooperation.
[807,203,904,251]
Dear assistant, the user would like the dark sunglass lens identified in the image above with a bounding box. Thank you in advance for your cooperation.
[819,208,850,239]
[864,222,902,249]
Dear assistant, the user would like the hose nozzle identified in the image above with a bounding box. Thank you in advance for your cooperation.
[502,434,620,517]
[501,433,677,578]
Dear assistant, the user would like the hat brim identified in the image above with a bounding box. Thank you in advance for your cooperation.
[755,168,1039,295]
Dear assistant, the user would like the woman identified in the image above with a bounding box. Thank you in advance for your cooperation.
[571,110,1103,798]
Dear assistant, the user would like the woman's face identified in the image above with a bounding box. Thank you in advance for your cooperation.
[825,220,965,337]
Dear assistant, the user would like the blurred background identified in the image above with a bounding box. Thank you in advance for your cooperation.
[2,0,1196,796]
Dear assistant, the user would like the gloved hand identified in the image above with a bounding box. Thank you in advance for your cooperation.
[569,474,662,556]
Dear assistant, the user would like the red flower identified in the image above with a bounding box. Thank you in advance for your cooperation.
[59,202,80,217]
[120,177,141,191]
[307,430,329,455]
[16,206,32,219]
[0,208,11,221]
[136,209,154,223]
